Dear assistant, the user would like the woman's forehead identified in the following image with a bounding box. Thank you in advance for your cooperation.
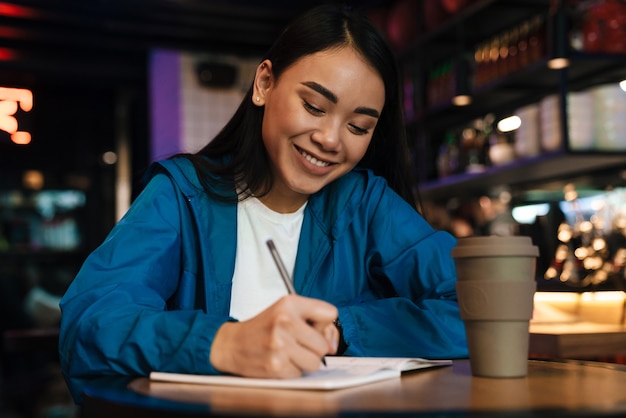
[282,48,385,110]
[282,47,380,85]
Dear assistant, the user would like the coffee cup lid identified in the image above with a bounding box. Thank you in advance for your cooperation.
[451,236,539,258]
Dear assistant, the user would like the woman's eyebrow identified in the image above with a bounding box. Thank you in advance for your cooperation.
[302,81,380,119]
[355,106,380,119]
[302,81,337,103]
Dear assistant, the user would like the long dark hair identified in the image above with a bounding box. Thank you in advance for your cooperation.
[177,3,416,208]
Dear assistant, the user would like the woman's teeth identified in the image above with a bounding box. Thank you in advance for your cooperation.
[300,149,330,167]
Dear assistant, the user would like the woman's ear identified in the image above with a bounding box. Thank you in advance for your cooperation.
[252,60,272,106]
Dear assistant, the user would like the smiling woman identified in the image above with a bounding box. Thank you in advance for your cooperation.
[58,3,468,405]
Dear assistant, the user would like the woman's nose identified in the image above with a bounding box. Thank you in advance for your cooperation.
[311,120,341,151]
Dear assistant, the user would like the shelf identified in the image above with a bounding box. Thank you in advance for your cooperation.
[418,151,626,202]
[399,0,549,63]
[408,52,626,133]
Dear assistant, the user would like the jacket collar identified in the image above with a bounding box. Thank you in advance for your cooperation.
[294,169,369,294]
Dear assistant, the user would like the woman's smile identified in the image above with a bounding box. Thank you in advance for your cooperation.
[294,144,334,170]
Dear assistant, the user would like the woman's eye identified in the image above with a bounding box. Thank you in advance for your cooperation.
[349,124,369,135]
[303,101,324,115]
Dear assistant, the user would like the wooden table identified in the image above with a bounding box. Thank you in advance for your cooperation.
[529,322,626,358]
[82,359,626,417]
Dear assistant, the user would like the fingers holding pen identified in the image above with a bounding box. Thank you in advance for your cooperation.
[210,294,338,378]
[274,294,339,360]
[294,296,339,356]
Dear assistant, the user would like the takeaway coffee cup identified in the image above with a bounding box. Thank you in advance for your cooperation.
[452,236,539,378]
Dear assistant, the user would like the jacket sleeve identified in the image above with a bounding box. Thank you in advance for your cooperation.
[59,173,227,404]
[338,179,468,360]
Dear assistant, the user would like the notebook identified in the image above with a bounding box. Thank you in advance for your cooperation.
[149,357,452,390]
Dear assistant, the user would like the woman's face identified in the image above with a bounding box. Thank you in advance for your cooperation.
[253,47,385,212]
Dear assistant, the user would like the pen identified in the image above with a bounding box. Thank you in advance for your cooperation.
[266,239,296,295]
[266,239,327,366]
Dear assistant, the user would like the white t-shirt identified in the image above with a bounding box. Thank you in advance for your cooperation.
[229,197,306,321]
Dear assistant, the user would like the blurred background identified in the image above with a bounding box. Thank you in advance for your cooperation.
[0,1,625,417]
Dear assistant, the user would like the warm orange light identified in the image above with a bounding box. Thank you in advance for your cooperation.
[0,86,33,144]
[0,98,18,132]
[0,87,33,111]
[11,131,31,144]
[452,94,472,106]
[22,169,44,190]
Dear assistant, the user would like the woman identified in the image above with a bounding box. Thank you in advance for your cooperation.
[59,4,467,404]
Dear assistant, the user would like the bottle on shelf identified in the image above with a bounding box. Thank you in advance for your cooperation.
[427,61,455,108]
[472,14,546,89]
[527,15,546,64]
[488,131,515,167]
[459,116,491,173]
[437,131,460,178]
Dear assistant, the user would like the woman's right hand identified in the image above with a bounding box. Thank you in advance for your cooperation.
[210,294,339,378]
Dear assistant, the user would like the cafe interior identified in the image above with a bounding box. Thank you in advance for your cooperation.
[1,0,626,417]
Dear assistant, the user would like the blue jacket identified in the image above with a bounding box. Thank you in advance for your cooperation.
[59,157,467,403]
